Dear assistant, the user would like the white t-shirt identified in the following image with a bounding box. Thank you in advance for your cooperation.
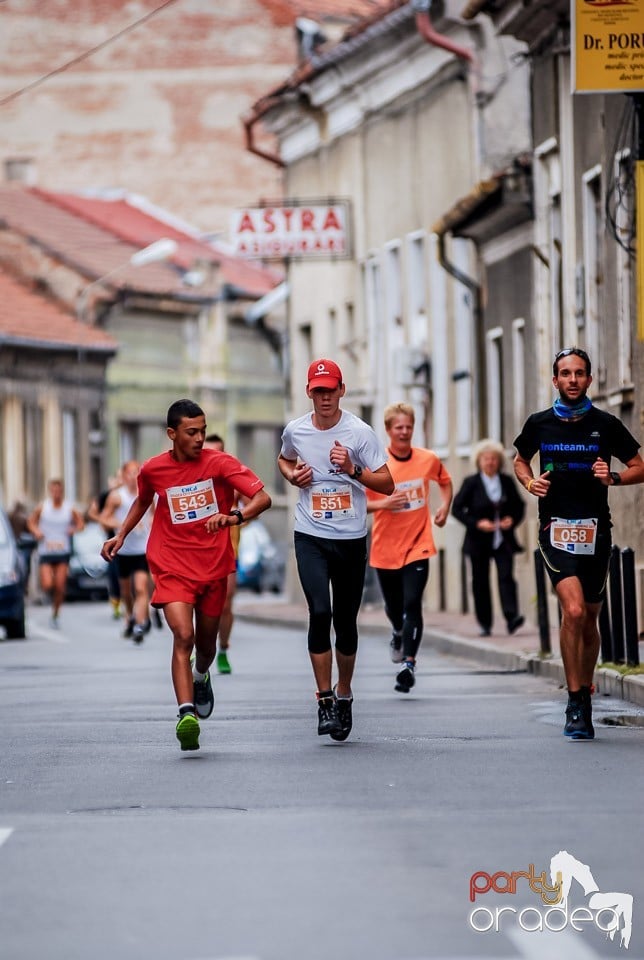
[280,409,387,539]
[113,485,152,557]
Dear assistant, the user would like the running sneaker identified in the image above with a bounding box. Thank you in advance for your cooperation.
[581,686,595,739]
[176,713,200,751]
[395,661,416,693]
[390,632,404,663]
[330,689,353,742]
[216,651,232,675]
[317,696,342,736]
[122,617,135,639]
[564,699,593,740]
[132,624,145,645]
[152,608,163,629]
[193,671,215,719]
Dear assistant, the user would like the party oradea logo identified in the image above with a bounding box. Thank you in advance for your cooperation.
[468,850,633,948]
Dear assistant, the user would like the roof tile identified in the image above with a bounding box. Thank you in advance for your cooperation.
[0,268,117,352]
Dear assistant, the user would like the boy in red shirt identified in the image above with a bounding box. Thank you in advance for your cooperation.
[102,399,271,751]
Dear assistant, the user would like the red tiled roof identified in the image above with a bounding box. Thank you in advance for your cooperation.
[0,268,117,353]
[34,189,280,299]
[0,185,279,300]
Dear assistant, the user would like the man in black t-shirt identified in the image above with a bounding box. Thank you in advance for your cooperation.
[514,347,644,740]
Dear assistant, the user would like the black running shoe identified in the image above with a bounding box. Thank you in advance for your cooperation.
[330,692,353,742]
[122,616,135,638]
[580,686,595,740]
[395,662,416,693]
[564,699,592,739]
[132,624,145,645]
[317,697,342,736]
[193,672,215,719]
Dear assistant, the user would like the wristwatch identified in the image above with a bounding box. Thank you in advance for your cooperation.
[229,509,244,524]
[350,465,363,480]
[609,471,622,486]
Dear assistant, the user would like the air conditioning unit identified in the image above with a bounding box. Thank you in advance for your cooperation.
[393,346,430,388]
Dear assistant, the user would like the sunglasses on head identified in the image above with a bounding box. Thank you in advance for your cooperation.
[553,348,591,374]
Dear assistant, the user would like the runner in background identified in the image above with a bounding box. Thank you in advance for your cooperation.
[367,402,452,693]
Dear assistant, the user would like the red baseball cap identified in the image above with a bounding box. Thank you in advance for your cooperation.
[307,358,343,390]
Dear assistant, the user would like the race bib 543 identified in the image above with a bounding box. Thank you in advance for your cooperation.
[166,479,218,524]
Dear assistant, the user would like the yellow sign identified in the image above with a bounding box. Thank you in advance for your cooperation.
[637,162,644,340]
[573,0,644,93]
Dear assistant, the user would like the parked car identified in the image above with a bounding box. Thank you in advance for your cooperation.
[66,522,110,601]
[0,507,27,639]
[237,520,285,594]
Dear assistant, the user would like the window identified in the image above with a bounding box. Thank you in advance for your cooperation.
[535,140,563,365]
[62,409,78,503]
[364,258,386,411]
[582,165,603,382]
[237,424,285,494]
[22,403,44,501]
[119,423,139,465]
[407,232,427,343]
[512,318,526,435]
[429,234,448,453]
[486,327,504,442]
[452,238,473,450]
[615,150,633,386]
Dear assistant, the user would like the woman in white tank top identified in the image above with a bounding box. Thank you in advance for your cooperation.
[28,479,84,628]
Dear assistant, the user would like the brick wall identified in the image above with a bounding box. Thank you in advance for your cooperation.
[0,0,307,233]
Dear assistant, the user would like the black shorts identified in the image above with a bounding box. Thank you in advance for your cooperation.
[116,553,149,578]
[538,528,611,604]
[39,553,70,566]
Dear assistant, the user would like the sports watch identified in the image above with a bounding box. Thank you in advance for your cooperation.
[350,465,363,480]
[609,472,622,486]
[229,509,244,524]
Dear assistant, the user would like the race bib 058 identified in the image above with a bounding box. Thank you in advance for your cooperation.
[549,517,598,555]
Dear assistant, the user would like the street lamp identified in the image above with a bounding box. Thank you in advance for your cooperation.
[77,237,178,321]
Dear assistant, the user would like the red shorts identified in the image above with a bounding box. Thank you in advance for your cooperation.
[151,571,227,618]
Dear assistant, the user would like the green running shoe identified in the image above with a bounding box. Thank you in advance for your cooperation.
[216,650,232,675]
[176,713,200,751]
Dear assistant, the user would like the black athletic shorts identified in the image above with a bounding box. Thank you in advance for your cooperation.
[538,526,611,604]
[116,553,149,578]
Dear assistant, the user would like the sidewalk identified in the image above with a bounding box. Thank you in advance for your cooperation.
[235,592,644,708]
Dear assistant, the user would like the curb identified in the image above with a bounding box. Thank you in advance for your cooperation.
[238,608,644,708]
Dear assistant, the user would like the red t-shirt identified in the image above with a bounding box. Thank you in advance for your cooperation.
[138,449,264,582]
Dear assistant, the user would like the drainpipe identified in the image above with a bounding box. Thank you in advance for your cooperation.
[243,99,286,169]
[411,0,475,65]
[436,232,486,436]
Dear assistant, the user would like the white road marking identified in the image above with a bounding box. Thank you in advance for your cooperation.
[28,624,69,644]
[0,828,13,848]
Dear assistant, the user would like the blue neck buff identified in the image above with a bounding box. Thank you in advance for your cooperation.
[553,395,592,420]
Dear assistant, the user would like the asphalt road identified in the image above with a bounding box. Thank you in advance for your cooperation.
[1,600,643,960]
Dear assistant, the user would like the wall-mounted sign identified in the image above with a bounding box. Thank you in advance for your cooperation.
[573,0,644,93]
[230,200,352,259]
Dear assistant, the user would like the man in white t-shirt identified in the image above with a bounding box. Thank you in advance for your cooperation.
[278,359,394,741]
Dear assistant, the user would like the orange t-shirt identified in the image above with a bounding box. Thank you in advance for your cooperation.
[367,448,451,569]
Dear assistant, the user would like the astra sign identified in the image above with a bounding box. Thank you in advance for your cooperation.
[230,201,351,259]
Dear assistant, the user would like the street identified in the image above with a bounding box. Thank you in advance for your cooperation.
[1,599,643,960]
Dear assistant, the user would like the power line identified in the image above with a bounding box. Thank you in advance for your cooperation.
[0,0,182,107]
